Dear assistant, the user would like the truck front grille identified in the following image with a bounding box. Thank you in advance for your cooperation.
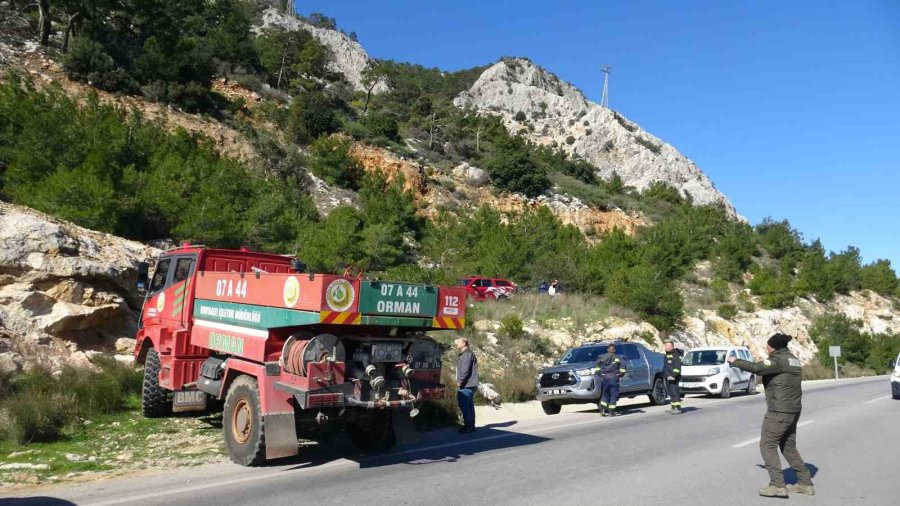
[680,376,706,383]
[539,371,576,387]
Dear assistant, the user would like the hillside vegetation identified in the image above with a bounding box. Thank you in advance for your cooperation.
[2,1,898,333]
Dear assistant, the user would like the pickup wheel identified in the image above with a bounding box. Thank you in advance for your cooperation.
[223,375,267,466]
[746,375,757,395]
[720,379,731,399]
[648,377,667,406]
[141,347,171,418]
[541,401,561,415]
[348,411,396,452]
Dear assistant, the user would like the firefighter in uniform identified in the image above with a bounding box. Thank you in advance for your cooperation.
[663,341,683,414]
[594,344,627,417]
[728,333,815,498]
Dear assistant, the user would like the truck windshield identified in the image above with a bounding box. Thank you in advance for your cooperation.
[684,350,727,366]
[559,347,605,364]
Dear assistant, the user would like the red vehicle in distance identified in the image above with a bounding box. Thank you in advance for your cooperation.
[458,276,517,301]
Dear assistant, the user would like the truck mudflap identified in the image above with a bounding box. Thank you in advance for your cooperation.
[264,412,299,460]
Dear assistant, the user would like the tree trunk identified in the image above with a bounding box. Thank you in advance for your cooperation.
[363,82,376,114]
[38,0,51,46]
[429,112,435,150]
[61,12,79,52]
[276,48,286,89]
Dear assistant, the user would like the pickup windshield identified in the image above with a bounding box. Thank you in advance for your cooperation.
[684,350,727,366]
[559,347,607,364]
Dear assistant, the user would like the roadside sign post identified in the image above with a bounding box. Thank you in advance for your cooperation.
[829,346,841,380]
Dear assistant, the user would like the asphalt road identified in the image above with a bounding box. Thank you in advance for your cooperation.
[6,376,897,506]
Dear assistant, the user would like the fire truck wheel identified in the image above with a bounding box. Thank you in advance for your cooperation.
[141,347,171,418]
[348,411,396,452]
[223,375,267,466]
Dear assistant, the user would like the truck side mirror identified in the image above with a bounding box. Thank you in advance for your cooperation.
[136,261,150,295]
[553,359,560,366]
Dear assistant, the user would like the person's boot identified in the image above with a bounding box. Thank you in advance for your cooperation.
[599,405,608,417]
[609,407,619,417]
[788,484,815,496]
[672,406,683,415]
[757,485,788,498]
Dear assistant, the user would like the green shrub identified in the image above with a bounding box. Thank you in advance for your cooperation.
[565,136,575,145]
[483,137,550,198]
[499,314,526,340]
[749,266,795,308]
[524,336,553,357]
[860,259,899,295]
[635,137,662,155]
[711,278,730,302]
[0,359,141,444]
[307,136,364,190]
[514,111,527,122]
[755,218,803,259]
[716,304,738,319]
[286,92,340,144]
[606,263,684,331]
[361,112,400,142]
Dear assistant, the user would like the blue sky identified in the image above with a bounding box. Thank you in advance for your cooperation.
[296,1,900,268]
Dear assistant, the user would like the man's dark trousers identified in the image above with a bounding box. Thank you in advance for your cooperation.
[457,387,477,429]
[760,411,812,488]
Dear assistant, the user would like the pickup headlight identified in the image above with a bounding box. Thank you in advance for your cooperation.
[535,373,542,381]
[576,368,595,377]
[707,367,721,376]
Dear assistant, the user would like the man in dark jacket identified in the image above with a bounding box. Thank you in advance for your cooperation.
[663,341,683,414]
[593,344,626,417]
[728,333,814,498]
[454,337,479,434]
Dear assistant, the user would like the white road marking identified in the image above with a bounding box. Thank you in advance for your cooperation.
[731,420,815,448]
[863,395,891,404]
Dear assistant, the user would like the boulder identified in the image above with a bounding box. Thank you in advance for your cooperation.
[0,202,159,370]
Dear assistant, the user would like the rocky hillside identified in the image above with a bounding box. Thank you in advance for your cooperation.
[455,59,740,218]
[0,203,157,373]
[259,7,388,94]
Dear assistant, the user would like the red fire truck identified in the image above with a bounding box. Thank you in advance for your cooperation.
[133,245,465,466]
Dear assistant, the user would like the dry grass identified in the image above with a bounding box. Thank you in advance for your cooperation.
[472,292,632,331]
[802,358,878,380]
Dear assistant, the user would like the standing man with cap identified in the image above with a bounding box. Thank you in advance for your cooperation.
[594,344,627,417]
[663,340,684,414]
[728,333,815,498]
[454,337,479,434]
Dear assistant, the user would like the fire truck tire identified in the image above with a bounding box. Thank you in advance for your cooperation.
[223,375,266,466]
[347,411,396,452]
[141,348,171,418]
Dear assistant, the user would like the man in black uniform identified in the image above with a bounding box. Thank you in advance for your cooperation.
[663,340,683,414]
[728,333,814,498]
[594,344,626,417]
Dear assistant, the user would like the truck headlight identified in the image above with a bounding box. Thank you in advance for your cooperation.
[576,368,595,377]
[535,373,542,381]
[707,367,721,376]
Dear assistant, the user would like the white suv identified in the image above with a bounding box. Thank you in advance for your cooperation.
[891,351,900,399]
[679,346,758,398]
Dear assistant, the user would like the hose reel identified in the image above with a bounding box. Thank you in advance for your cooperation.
[282,333,346,376]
